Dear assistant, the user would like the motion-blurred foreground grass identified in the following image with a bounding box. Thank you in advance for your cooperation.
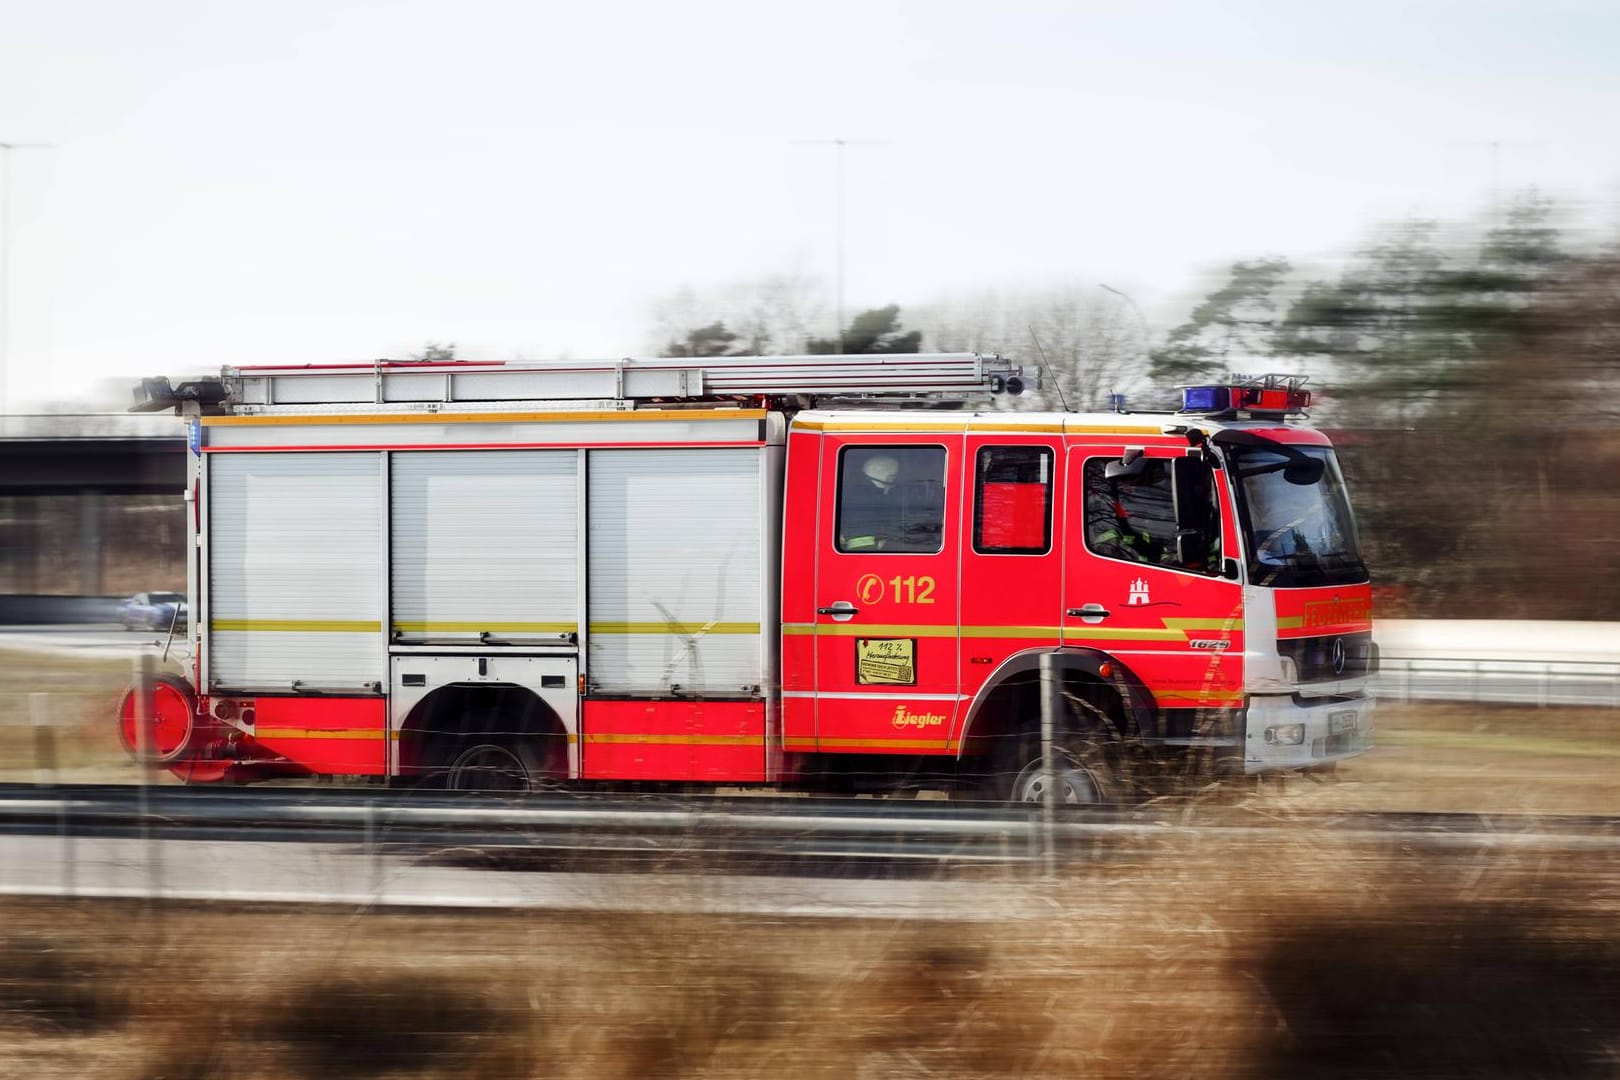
[0,825,1615,1079]
[0,647,1617,1076]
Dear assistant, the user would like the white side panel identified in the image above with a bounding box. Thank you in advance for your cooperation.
[391,452,579,639]
[588,449,763,694]
[209,454,383,688]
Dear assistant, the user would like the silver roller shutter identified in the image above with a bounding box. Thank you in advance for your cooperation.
[588,448,763,694]
[208,453,383,689]
[391,451,579,641]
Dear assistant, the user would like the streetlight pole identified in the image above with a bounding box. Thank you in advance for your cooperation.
[0,141,53,416]
[1098,284,1152,412]
[794,138,885,352]
[1098,283,1151,350]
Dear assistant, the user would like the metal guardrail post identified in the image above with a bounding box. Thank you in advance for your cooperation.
[30,692,72,896]
[133,652,161,900]
[1038,652,1058,878]
[30,692,53,786]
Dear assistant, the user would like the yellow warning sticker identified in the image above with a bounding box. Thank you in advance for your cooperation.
[856,638,917,685]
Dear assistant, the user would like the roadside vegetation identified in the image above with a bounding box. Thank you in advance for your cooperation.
[0,819,1614,1078]
[0,648,1617,1075]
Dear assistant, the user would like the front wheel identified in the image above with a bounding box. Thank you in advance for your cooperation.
[990,733,1118,806]
[1006,745,1111,805]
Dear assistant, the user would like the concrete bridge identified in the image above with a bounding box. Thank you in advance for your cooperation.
[0,419,186,595]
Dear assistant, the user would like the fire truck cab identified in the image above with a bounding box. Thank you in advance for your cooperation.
[121,355,1375,801]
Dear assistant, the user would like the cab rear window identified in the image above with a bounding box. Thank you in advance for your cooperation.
[835,446,946,554]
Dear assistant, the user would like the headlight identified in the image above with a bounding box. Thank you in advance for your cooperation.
[1265,723,1306,746]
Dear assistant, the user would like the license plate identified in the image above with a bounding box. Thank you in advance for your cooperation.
[1329,710,1358,735]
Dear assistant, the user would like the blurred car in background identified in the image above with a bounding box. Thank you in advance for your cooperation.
[119,591,188,631]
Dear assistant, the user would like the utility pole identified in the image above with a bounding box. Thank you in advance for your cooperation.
[0,141,53,416]
[794,138,886,351]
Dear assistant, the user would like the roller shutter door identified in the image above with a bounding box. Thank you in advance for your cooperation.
[209,453,383,689]
[588,449,762,694]
[391,451,579,640]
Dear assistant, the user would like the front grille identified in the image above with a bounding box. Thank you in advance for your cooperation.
[1279,631,1375,683]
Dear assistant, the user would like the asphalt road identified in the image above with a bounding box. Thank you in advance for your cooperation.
[0,831,1041,920]
[0,623,181,660]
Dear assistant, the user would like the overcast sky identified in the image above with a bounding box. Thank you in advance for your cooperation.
[3,0,1619,409]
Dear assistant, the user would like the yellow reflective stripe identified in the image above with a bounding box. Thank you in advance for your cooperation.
[792,419,1068,434]
[785,623,1217,641]
[588,622,760,635]
[784,737,958,751]
[1065,627,1186,641]
[255,727,395,740]
[203,408,766,426]
[962,625,1061,639]
[583,734,760,747]
[213,619,381,633]
[810,623,958,638]
[1276,616,1305,630]
[792,420,965,433]
[1164,617,1245,631]
[1154,692,1244,705]
[392,621,578,634]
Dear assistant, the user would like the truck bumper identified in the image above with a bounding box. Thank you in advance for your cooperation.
[1242,694,1375,774]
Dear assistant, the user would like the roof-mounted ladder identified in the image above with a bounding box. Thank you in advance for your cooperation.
[215,352,1035,410]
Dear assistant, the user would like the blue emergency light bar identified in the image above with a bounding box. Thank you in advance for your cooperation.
[1180,376,1310,416]
[1181,386,1231,412]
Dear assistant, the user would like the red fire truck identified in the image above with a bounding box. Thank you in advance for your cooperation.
[120,354,1375,802]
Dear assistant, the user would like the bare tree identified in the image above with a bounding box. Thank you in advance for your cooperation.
[914,284,1152,411]
[648,265,828,356]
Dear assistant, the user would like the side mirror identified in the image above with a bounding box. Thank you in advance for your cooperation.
[1105,449,1148,480]
[1283,459,1325,486]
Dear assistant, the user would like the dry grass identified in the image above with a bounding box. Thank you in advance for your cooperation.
[0,825,1615,1079]
[1,651,1618,1075]
[1266,701,1620,816]
[0,649,145,783]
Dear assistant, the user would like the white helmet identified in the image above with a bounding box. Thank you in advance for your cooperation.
[862,454,900,489]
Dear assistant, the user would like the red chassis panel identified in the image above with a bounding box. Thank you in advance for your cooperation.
[581,700,766,782]
[245,697,389,775]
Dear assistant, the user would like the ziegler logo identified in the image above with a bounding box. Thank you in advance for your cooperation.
[1304,596,1370,628]
[892,706,948,730]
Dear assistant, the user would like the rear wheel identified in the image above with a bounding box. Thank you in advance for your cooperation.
[444,735,553,793]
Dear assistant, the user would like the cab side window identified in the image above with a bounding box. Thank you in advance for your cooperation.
[973,446,1052,554]
[1084,456,1222,572]
[836,446,946,553]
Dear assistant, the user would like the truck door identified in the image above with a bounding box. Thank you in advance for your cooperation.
[1062,444,1244,714]
[957,436,1065,721]
[810,433,962,752]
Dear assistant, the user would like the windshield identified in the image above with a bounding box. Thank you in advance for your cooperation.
[1226,444,1367,587]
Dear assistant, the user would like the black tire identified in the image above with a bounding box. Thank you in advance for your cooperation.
[978,687,1129,806]
[986,729,1119,806]
[443,735,554,793]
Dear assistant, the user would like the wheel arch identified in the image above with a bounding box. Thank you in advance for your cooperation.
[398,682,571,777]
[956,647,1159,763]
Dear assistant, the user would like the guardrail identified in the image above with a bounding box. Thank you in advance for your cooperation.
[1372,657,1620,707]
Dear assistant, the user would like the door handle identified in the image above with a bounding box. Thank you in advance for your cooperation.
[1067,604,1111,623]
[817,601,860,622]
